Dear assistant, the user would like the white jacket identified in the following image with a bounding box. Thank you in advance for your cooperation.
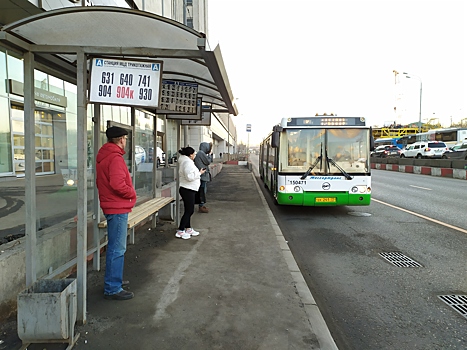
[178,155,201,191]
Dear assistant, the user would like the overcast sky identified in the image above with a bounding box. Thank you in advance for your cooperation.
[207,0,466,146]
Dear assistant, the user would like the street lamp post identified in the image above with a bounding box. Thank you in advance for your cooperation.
[403,72,422,132]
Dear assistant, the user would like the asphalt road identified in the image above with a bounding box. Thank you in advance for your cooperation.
[251,156,467,350]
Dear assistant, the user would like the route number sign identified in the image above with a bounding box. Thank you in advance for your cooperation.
[157,80,199,114]
[89,58,163,107]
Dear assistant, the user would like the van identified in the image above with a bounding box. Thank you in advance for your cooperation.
[400,141,448,159]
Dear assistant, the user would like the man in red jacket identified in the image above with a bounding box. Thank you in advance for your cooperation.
[96,126,136,300]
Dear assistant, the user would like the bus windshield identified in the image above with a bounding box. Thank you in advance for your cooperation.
[281,128,370,174]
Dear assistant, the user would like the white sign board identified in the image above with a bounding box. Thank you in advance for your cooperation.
[246,124,252,132]
[89,58,163,107]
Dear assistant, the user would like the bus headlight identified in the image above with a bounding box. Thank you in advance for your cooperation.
[351,185,369,193]
[280,185,303,193]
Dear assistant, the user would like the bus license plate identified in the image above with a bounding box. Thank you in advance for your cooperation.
[316,197,336,203]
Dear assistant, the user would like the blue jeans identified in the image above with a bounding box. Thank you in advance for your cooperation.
[104,213,128,295]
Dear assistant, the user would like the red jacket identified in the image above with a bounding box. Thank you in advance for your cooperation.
[96,142,136,214]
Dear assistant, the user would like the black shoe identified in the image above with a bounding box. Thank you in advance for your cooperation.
[104,290,134,300]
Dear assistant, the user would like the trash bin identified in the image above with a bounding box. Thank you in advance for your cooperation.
[17,279,77,343]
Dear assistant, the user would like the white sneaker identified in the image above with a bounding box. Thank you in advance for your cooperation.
[175,230,191,239]
[186,228,200,236]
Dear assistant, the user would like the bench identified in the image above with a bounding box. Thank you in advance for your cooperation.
[98,196,174,244]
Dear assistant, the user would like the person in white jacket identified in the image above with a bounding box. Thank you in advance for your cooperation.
[177,146,206,239]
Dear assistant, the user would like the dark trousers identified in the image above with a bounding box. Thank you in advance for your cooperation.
[196,180,207,207]
[179,186,196,230]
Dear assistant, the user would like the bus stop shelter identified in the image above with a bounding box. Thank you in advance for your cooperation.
[0,6,237,325]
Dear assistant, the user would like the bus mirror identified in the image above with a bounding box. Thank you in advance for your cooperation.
[271,131,280,148]
[369,127,375,151]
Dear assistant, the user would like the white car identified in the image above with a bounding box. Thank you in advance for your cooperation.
[400,141,448,159]
[134,146,146,166]
[149,147,166,167]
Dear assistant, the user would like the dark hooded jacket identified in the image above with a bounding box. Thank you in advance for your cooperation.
[96,142,136,214]
[194,142,212,182]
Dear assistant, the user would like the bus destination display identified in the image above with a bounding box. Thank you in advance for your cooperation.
[89,58,163,107]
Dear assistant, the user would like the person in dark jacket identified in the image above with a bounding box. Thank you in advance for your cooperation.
[194,142,212,213]
[96,126,136,301]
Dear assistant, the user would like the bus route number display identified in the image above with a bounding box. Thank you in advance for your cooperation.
[158,80,199,114]
[89,58,163,107]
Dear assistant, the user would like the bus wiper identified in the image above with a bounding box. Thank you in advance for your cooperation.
[300,143,322,180]
[326,157,353,180]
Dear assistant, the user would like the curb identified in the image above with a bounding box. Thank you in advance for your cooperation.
[371,163,467,180]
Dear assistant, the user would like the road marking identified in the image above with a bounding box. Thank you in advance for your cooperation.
[409,185,432,190]
[373,198,467,234]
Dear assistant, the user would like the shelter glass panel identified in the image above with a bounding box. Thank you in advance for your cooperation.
[0,97,12,173]
[7,54,23,84]
[134,110,154,197]
[35,70,48,90]
[0,48,6,96]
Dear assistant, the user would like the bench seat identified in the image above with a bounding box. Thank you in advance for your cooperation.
[98,196,174,244]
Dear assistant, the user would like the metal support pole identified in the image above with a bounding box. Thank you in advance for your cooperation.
[247,132,250,163]
[156,114,160,194]
[184,125,189,146]
[404,72,422,132]
[24,51,37,286]
[92,103,101,271]
[76,50,88,324]
[131,108,136,185]
[418,82,423,133]
[162,115,168,168]
[175,120,181,226]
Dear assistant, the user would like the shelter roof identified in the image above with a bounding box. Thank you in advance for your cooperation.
[0,6,237,114]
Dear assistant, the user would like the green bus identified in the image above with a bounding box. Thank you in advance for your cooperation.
[259,115,374,206]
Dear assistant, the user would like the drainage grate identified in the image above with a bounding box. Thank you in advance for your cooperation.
[438,295,467,319]
[379,251,423,267]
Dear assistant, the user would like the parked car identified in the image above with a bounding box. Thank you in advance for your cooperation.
[134,145,146,166]
[371,145,401,158]
[442,142,467,159]
[148,147,166,167]
[400,141,448,159]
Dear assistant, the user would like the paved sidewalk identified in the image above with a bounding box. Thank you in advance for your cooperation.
[5,164,337,349]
